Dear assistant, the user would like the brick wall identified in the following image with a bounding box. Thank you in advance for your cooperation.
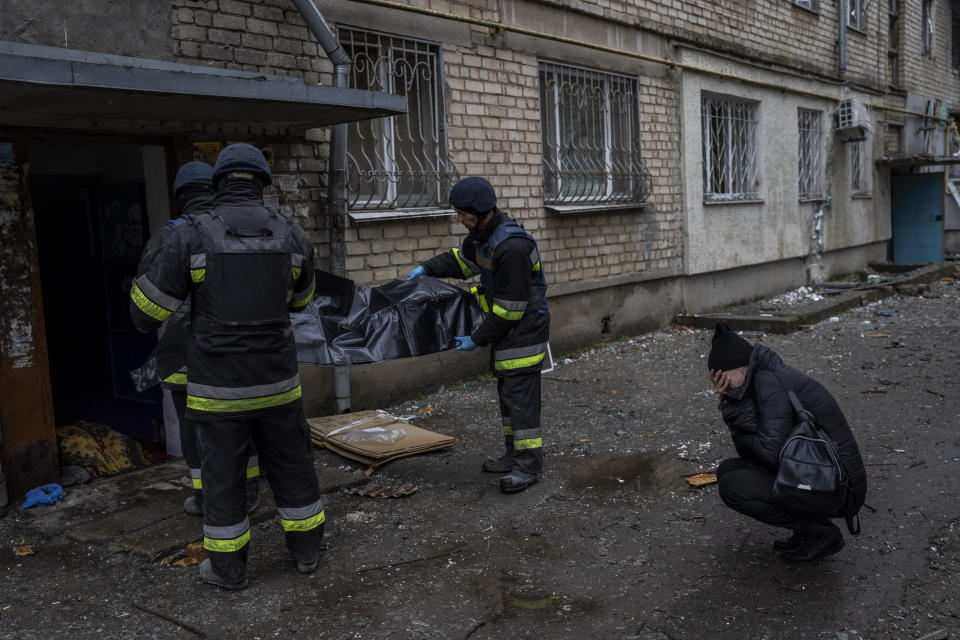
[166,0,957,290]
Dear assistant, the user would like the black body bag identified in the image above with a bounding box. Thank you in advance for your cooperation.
[773,389,860,534]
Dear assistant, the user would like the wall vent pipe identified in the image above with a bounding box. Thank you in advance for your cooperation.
[292,0,352,413]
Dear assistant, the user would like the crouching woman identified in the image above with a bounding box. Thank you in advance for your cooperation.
[707,322,867,562]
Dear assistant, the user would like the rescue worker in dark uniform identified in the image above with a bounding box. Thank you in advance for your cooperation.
[137,161,261,517]
[407,177,549,493]
[130,144,324,589]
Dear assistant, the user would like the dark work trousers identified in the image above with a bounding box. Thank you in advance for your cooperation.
[194,401,324,582]
[716,458,837,533]
[173,388,259,497]
[497,372,543,473]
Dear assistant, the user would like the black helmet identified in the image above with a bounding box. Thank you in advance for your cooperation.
[449,177,496,215]
[173,161,213,196]
[212,143,272,186]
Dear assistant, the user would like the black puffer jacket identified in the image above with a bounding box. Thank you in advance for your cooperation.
[720,344,867,509]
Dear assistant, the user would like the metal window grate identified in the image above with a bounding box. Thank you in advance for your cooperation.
[538,61,650,205]
[798,109,824,199]
[701,95,760,201]
[339,28,458,211]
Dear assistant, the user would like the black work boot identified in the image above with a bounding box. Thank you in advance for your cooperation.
[183,490,203,517]
[499,468,539,493]
[296,557,319,574]
[246,477,260,513]
[199,559,248,590]
[772,530,804,552]
[782,521,844,563]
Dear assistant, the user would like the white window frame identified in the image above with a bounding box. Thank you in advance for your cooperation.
[538,60,649,208]
[701,94,761,202]
[338,27,456,213]
[798,108,825,200]
[850,138,872,197]
[849,0,865,30]
[922,0,934,57]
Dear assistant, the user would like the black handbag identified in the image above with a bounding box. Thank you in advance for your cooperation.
[773,389,851,518]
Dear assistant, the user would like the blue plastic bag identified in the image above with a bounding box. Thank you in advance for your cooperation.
[22,483,64,509]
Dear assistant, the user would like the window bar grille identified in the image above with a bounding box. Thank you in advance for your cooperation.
[798,109,824,199]
[701,96,759,200]
[339,28,458,211]
[538,61,649,205]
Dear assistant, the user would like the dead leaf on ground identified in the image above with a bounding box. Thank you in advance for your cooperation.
[161,541,206,567]
[421,407,435,414]
[13,545,33,556]
[685,473,718,488]
[867,333,890,338]
[615,430,627,436]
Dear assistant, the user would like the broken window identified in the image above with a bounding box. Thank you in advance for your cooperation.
[922,0,934,57]
[850,139,871,196]
[339,28,457,211]
[849,0,864,30]
[798,109,824,200]
[701,94,760,201]
[538,60,649,206]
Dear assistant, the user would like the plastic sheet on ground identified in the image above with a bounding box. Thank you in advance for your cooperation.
[292,271,483,366]
[307,410,454,471]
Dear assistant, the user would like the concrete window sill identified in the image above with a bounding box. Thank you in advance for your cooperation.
[348,208,456,223]
[703,198,764,206]
[545,202,649,214]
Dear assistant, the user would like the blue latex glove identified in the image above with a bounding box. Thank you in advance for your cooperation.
[22,483,64,509]
[406,265,426,280]
[455,335,477,352]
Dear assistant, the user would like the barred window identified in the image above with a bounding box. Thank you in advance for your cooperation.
[701,95,760,201]
[538,61,649,206]
[339,28,457,211]
[798,109,824,199]
[850,139,871,196]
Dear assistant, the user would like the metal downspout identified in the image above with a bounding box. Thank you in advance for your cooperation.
[838,0,847,76]
[292,0,352,413]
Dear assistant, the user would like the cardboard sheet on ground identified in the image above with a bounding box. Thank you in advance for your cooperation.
[292,271,484,366]
[307,410,454,470]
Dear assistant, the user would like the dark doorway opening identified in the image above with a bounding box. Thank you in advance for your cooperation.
[28,141,168,442]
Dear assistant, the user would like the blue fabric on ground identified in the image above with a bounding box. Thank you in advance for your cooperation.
[22,483,64,508]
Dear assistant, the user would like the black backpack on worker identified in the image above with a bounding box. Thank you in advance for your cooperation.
[773,388,861,535]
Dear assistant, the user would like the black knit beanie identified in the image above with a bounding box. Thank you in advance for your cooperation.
[449,177,497,215]
[707,322,754,371]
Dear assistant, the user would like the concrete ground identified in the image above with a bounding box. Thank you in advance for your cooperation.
[1,270,959,640]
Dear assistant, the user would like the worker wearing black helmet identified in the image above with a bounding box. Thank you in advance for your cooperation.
[408,177,550,493]
[130,143,324,590]
[137,160,261,518]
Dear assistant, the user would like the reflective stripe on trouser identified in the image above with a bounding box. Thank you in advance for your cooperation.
[194,401,322,580]
[497,373,543,473]
[493,342,547,373]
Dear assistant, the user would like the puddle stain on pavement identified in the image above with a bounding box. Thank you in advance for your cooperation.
[566,448,693,496]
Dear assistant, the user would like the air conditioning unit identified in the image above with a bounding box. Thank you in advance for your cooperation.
[834,98,869,143]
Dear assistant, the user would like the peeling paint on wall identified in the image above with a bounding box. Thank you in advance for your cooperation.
[0,161,39,366]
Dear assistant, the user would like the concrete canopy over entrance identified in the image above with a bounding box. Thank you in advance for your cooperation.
[0,41,406,130]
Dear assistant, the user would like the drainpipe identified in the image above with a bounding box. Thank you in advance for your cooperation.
[838,0,847,76]
[292,0,352,414]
